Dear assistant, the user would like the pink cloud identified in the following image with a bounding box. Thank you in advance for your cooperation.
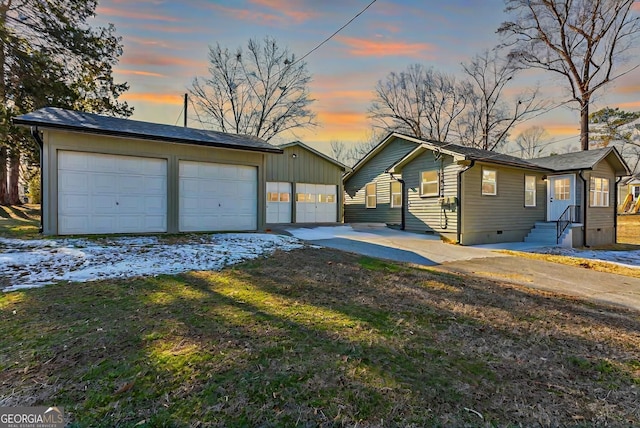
[336,36,436,58]
[96,6,180,22]
[117,69,166,78]
[120,92,184,105]
[121,52,206,69]
[248,0,321,24]
[205,3,285,26]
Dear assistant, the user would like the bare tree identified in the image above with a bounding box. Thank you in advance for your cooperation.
[369,64,469,141]
[329,140,348,165]
[514,126,550,158]
[457,49,545,151]
[498,0,640,151]
[190,36,316,142]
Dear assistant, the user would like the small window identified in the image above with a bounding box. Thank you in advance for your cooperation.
[391,181,402,208]
[267,192,279,202]
[524,175,536,207]
[318,193,326,203]
[280,192,290,202]
[326,194,335,203]
[296,193,314,202]
[420,171,439,196]
[554,178,571,200]
[590,177,610,207]
[365,183,377,208]
[482,168,497,195]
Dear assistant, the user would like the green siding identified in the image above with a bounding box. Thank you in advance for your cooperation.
[584,159,617,246]
[460,162,546,245]
[43,130,266,235]
[402,152,460,240]
[344,137,418,224]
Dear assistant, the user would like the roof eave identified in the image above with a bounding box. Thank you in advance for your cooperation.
[14,118,283,154]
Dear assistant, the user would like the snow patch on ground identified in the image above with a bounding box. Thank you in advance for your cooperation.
[542,248,640,269]
[0,234,304,292]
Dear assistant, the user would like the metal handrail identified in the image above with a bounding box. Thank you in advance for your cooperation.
[556,205,580,244]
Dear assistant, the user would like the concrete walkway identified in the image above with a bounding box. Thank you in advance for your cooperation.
[285,224,640,312]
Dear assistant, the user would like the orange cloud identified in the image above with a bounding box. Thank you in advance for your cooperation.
[120,93,184,105]
[96,6,180,22]
[126,36,181,50]
[248,0,321,23]
[633,2,640,12]
[613,85,640,95]
[615,101,640,109]
[121,52,206,69]
[117,69,165,78]
[205,3,285,26]
[336,36,436,58]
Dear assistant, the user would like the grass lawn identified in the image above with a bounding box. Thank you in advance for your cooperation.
[1,248,640,426]
[618,214,640,246]
[0,204,40,238]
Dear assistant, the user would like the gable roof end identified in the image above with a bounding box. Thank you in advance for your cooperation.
[13,107,283,154]
[530,146,630,175]
[278,141,349,171]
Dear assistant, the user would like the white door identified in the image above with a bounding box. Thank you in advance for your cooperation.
[547,174,575,221]
[57,151,167,235]
[266,182,291,223]
[179,161,257,232]
[295,183,337,223]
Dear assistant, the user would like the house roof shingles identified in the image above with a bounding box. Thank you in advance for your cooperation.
[13,107,283,154]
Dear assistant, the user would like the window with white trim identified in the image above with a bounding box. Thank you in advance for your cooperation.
[420,171,439,196]
[524,175,536,207]
[365,183,377,208]
[590,177,610,207]
[391,181,402,208]
[482,168,497,195]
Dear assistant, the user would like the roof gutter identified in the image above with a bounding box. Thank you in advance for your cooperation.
[30,127,44,234]
[578,170,588,248]
[457,159,475,244]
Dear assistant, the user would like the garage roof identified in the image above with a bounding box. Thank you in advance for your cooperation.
[13,107,283,154]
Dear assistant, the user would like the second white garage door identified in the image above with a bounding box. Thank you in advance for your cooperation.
[295,183,337,223]
[179,161,257,232]
[57,151,167,235]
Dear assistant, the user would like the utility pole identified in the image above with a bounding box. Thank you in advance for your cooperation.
[183,93,188,127]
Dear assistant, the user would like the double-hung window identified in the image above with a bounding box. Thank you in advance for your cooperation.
[590,177,610,207]
[482,168,497,195]
[365,183,377,208]
[524,175,536,207]
[390,181,402,208]
[420,171,439,197]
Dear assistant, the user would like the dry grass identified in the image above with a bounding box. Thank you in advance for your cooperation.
[618,214,640,246]
[1,249,639,427]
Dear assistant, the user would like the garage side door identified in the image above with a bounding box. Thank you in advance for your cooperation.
[266,182,291,224]
[58,151,167,235]
[179,161,257,232]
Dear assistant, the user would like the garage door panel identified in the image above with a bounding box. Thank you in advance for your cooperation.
[58,151,167,234]
[179,161,257,232]
[295,183,337,223]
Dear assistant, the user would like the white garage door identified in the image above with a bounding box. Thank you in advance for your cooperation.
[266,182,291,224]
[179,161,257,232]
[295,183,337,223]
[58,151,167,235]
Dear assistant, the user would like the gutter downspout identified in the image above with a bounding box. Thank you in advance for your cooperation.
[578,170,588,247]
[30,126,44,234]
[457,160,475,244]
[390,173,405,230]
[615,176,622,244]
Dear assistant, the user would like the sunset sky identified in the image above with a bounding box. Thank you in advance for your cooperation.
[92,0,640,155]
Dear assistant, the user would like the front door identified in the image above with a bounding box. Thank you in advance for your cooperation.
[547,174,575,221]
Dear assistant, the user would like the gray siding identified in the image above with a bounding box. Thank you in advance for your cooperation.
[43,130,266,235]
[402,152,460,240]
[584,159,617,246]
[266,145,345,222]
[344,138,417,224]
[460,162,546,245]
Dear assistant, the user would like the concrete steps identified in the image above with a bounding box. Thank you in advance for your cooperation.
[524,222,559,246]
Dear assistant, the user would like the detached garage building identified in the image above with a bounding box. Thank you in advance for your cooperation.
[14,107,282,235]
[266,141,348,224]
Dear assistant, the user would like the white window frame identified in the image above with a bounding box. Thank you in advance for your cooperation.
[390,181,402,208]
[590,177,610,207]
[482,168,497,196]
[365,182,377,209]
[420,171,439,197]
[524,175,536,207]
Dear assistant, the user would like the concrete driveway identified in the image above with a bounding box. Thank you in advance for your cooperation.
[286,224,505,265]
[285,224,640,312]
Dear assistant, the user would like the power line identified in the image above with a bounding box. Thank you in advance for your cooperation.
[174,103,184,126]
[286,0,378,69]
